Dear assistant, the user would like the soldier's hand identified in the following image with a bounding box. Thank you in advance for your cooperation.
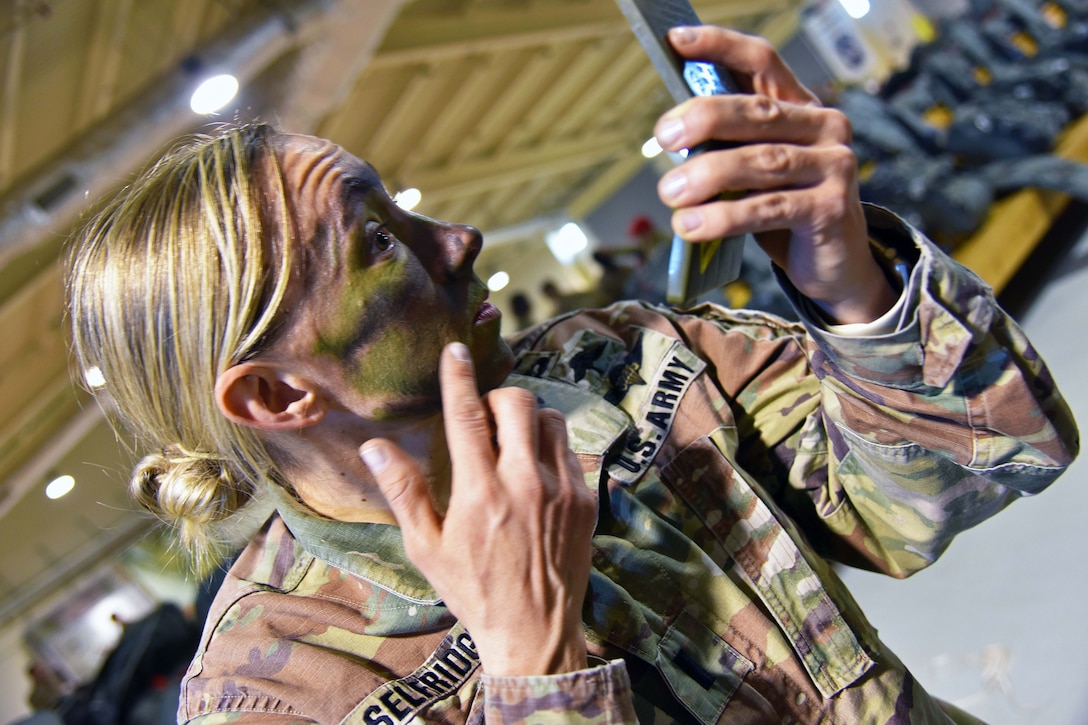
[654,25,897,324]
[361,342,596,676]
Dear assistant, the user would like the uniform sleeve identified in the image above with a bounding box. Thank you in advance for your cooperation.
[759,204,1079,577]
[481,659,636,724]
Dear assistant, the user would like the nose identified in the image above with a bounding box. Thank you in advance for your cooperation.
[443,222,483,275]
[409,220,482,282]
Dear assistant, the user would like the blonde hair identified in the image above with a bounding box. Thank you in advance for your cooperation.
[66,122,294,572]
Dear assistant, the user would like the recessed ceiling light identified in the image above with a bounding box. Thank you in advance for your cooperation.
[838,0,870,19]
[487,271,510,292]
[394,187,422,211]
[546,222,588,265]
[190,74,239,115]
[45,474,75,500]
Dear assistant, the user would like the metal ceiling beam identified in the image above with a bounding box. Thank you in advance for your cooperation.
[370,0,796,68]
[498,35,624,153]
[73,0,134,127]
[448,46,568,165]
[407,128,640,197]
[0,0,28,188]
[275,0,406,134]
[0,0,335,271]
[567,154,649,221]
[0,402,102,521]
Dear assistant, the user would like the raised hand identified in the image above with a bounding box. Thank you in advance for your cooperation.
[360,342,597,676]
[655,25,898,324]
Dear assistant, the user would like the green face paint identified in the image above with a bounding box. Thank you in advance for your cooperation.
[275,134,514,420]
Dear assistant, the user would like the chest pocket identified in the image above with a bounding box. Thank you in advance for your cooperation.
[659,431,874,699]
[656,610,754,723]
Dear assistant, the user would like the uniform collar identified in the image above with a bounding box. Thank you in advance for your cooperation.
[269,375,632,605]
[269,484,443,604]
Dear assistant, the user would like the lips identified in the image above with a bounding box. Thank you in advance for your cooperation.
[474,300,500,323]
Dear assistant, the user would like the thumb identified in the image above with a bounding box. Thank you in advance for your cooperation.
[360,440,440,552]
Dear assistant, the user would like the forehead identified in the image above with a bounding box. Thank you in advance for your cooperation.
[272,133,385,212]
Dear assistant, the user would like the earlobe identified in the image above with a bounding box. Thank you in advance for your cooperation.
[215,362,326,430]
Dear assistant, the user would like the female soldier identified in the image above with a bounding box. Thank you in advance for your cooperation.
[67,26,1076,724]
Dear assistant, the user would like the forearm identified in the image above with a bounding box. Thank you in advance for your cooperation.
[778,205,1078,575]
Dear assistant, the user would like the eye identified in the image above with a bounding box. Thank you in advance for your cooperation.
[366,221,396,256]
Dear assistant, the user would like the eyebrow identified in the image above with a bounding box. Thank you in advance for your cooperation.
[338,163,385,203]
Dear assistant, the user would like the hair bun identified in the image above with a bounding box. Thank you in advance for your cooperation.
[131,445,246,524]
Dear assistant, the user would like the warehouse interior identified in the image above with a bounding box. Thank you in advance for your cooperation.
[1,0,1086,722]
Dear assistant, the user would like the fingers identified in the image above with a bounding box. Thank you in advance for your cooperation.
[491,387,542,474]
[535,407,576,481]
[659,143,858,242]
[660,142,855,204]
[654,96,850,154]
[670,184,855,246]
[439,342,497,474]
[667,25,819,105]
[360,439,441,556]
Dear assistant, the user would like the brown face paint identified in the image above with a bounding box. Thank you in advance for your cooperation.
[310,236,454,415]
[275,134,514,420]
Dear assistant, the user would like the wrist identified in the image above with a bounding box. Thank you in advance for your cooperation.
[478,626,588,676]
[811,242,903,325]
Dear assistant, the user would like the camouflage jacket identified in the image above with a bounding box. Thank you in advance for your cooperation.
[178,207,1077,724]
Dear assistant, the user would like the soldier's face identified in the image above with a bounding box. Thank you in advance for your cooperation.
[269,134,513,419]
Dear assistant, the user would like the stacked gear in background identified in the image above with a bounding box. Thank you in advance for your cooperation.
[840,0,1088,249]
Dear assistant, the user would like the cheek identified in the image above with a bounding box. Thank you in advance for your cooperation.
[311,261,411,359]
[349,325,447,398]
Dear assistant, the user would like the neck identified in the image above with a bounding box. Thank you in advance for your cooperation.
[279,410,451,524]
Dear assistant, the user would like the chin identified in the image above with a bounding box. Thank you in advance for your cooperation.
[474,338,515,392]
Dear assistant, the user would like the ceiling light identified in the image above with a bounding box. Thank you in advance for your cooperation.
[838,0,870,19]
[642,137,663,158]
[394,187,422,211]
[45,474,75,500]
[487,271,510,292]
[546,222,588,265]
[190,74,239,115]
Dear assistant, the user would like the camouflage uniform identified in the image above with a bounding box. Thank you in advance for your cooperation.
[179,207,1077,724]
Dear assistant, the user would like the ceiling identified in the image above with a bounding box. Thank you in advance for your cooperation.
[0,0,807,624]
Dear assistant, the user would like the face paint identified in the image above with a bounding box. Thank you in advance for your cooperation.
[273,134,513,421]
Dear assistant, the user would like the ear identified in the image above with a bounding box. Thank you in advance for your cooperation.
[214,362,327,431]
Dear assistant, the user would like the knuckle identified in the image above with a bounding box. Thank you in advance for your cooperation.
[755,192,792,224]
[491,387,539,421]
[752,145,792,176]
[816,190,848,225]
[492,386,537,409]
[749,36,778,66]
[828,145,858,178]
[683,100,716,140]
[538,407,567,432]
[378,468,418,510]
[821,108,853,144]
[745,95,781,125]
[451,403,490,433]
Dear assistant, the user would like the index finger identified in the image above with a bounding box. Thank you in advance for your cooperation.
[440,342,498,472]
[668,25,820,106]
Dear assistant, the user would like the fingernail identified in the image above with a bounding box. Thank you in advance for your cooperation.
[448,341,471,361]
[678,210,702,232]
[656,117,685,147]
[661,173,687,203]
[360,443,389,473]
[670,26,697,45]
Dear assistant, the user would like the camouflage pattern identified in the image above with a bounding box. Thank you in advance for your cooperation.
[179,206,1077,723]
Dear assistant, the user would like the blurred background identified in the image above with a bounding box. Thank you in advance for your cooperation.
[2,0,1087,722]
